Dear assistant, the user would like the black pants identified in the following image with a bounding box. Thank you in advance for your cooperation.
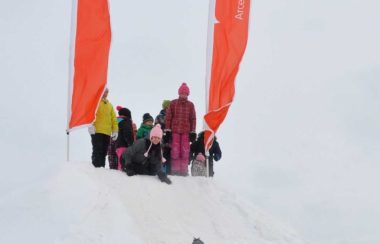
[91,133,111,168]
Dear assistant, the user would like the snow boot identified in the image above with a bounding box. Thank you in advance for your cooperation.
[158,171,172,184]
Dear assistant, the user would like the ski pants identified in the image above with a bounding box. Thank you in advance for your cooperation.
[170,133,190,175]
[116,147,127,170]
[91,133,110,168]
[107,140,118,169]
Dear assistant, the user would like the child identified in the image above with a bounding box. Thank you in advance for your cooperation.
[190,131,222,177]
[155,100,171,174]
[108,106,135,169]
[115,106,135,170]
[136,113,154,139]
[121,124,172,184]
[165,83,197,176]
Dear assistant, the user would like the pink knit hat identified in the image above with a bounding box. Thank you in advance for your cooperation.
[144,124,166,162]
[150,124,163,140]
[196,153,205,162]
[178,82,190,95]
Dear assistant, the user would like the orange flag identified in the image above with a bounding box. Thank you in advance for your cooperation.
[67,0,112,131]
[204,0,250,151]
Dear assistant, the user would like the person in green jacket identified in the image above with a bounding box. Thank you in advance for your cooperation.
[88,88,118,167]
[136,113,154,139]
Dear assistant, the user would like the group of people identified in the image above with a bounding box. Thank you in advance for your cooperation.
[88,83,222,184]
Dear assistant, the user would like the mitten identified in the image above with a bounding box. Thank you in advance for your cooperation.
[189,132,197,143]
[164,130,172,143]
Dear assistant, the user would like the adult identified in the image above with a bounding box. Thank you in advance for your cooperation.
[88,88,118,167]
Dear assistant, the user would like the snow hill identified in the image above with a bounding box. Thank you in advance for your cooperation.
[0,162,307,244]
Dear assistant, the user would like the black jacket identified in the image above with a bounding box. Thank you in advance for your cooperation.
[122,138,162,174]
[190,134,222,163]
[116,117,134,148]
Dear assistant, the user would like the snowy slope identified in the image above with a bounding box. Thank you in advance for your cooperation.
[0,162,307,244]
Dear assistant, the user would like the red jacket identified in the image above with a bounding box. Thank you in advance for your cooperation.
[165,98,196,134]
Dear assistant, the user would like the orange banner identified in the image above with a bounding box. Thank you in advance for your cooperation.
[68,0,111,130]
[204,0,250,150]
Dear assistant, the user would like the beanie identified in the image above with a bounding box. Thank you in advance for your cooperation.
[116,105,123,111]
[150,124,163,140]
[196,153,206,162]
[144,124,166,162]
[178,82,190,95]
[162,100,171,110]
[118,108,131,118]
[142,113,154,123]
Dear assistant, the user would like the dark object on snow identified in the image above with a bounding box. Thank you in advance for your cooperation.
[192,237,204,244]
[158,171,172,184]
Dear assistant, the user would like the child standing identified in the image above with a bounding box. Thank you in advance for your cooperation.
[136,113,154,139]
[165,83,196,176]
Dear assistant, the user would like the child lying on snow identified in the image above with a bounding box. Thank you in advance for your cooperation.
[120,124,172,184]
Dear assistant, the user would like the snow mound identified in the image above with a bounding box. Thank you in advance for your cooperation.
[0,162,308,244]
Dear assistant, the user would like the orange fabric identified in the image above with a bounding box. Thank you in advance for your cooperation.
[204,0,250,150]
[69,0,112,130]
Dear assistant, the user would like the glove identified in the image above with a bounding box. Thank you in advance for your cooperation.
[88,125,96,135]
[111,132,118,141]
[189,132,197,143]
[213,153,221,161]
[164,130,172,143]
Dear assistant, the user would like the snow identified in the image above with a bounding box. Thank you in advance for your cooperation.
[0,162,306,244]
[1,0,380,243]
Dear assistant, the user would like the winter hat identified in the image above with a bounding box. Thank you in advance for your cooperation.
[150,124,163,140]
[118,107,131,118]
[116,105,123,111]
[178,82,190,95]
[196,153,205,162]
[142,113,154,123]
[162,100,171,110]
[144,124,166,162]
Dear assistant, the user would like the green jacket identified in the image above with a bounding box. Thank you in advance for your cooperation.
[94,98,118,136]
[136,123,153,139]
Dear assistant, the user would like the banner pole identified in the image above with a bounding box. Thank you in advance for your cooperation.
[66,131,70,161]
[204,0,216,178]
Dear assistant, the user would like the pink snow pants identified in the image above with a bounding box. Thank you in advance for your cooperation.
[116,147,127,171]
[171,133,190,175]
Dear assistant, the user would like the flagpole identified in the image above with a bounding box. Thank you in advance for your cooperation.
[66,0,78,162]
[204,0,216,177]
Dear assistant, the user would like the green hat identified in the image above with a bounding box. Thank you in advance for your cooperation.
[162,100,171,109]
